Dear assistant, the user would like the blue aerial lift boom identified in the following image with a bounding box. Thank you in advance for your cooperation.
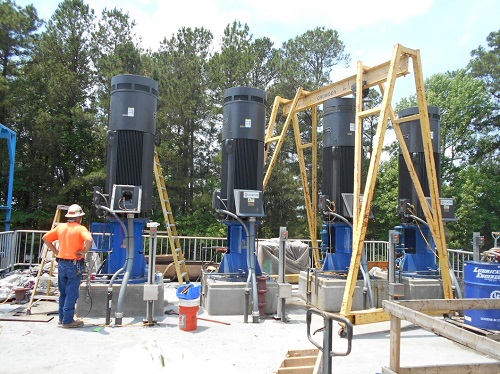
[0,123,16,231]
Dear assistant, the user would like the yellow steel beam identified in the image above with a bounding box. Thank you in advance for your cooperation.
[311,106,318,262]
[411,49,453,298]
[263,90,303,189]
[353,61,365,225]
[350,308,391,325]
[292,113,320,267]
[282,55,410,115]
[341,44,403,316]
[265,44,454,317]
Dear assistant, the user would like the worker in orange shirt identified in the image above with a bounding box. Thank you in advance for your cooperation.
[43,204,93,328]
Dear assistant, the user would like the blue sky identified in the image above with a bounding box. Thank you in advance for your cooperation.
[17,0,500,101]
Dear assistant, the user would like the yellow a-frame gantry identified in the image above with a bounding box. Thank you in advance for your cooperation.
[263,44,454,325]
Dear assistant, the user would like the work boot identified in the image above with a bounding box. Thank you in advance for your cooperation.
[62,319,84,328]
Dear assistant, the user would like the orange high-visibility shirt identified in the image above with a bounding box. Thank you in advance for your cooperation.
[43,222,93,260]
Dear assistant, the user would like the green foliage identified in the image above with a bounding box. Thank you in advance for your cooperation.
[277,26,350,92]
[0,0,41,123]
[426,70,495,173]
[151,26,214,215]
[468,29,500,105]
[468,29,500,157]
[369,154,400,240]
[445,163,500,249]
[0,1,498,252]
[261,160,308,239]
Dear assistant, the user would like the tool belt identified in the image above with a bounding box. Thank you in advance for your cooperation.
[56,258,84,265]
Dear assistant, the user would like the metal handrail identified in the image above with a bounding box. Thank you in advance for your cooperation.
[306,308,353,373]
[0,229,474,280]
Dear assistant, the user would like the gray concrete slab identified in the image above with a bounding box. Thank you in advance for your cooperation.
[0,282,498,374]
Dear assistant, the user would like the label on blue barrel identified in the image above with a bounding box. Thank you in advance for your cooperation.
[472,266,500,281]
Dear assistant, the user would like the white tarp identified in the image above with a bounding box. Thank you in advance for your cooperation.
[257,239,310,275]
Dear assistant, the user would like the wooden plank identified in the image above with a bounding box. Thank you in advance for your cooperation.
[278,349,319,374]
[382,367,397,374]
[387,362,500,374]
[391,298,500,312]
[277,367,314,374]
[282,356,318,367]
[283,349,319,358]
[269,274,300,284]
[0,314,53,322]
[390,315,401,372]
[383,300,500,360]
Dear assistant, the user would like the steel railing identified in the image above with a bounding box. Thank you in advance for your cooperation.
[0,229,473,281]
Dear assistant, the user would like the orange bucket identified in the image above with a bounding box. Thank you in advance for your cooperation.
[178,298,200,331]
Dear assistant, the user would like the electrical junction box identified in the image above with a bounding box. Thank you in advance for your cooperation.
[278,282,292,298]
[143,283,159,301]
[111,184,142,213]
[341,193,374,218]
[425,197,456,222]
[234,189,265,217]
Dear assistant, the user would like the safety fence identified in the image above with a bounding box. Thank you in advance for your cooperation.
[0,229,473,280]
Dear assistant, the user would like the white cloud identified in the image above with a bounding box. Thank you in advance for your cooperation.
[81,0,435,50]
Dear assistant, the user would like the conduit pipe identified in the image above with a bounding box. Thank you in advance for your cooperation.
[96,205,129,325]
[115,213,135,325]
[215,208,259,323]
[324,211,375,309]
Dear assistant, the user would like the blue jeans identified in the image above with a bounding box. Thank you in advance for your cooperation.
[58,261,82,324]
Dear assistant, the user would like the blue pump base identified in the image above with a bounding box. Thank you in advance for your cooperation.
[218,221,262,276]
[395,224,437,273]
[320,223,352,272]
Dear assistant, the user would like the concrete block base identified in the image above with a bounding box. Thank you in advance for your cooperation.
[202,276,278,316]
[403,276,444,299]
[76,282,164,319]
[298,270,444,312]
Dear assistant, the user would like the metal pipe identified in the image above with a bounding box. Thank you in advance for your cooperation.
[215,208,259,323]
[248,217,259,323]
[408,214,429,227]
[277,226,287,322]
[388,230,397,301]
[145,222,159,325]
[115,214,135,325]
[97,206,129,326]
[361,249,375,309]
[324,210,353,228]
[324,210,375,308]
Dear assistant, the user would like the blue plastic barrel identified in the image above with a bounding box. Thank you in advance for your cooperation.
[463,261,500,330]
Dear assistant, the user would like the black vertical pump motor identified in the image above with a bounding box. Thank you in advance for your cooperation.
[398,106,441,222]
[216,86,267,215]
[213,86,266,275]
[395,106,441,272]
[319,97,356,272]
[321,97,356,217]
[105,74,159,214]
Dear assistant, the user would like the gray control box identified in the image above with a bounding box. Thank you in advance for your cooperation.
[111,184,142,213]
[234,189,264,217]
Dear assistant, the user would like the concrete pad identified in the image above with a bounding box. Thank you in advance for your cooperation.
[76,281,164,318]
[202,277,278,315]
[0,282,497,374]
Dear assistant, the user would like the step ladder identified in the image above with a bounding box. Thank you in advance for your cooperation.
[153,148,190,285]
[26,205,69,314]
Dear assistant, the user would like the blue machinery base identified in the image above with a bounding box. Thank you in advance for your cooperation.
[395,224,437,273]
[218,221,262,276]
[321,223,352,272]
[91,219,148,282]
[320,222,438,274]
